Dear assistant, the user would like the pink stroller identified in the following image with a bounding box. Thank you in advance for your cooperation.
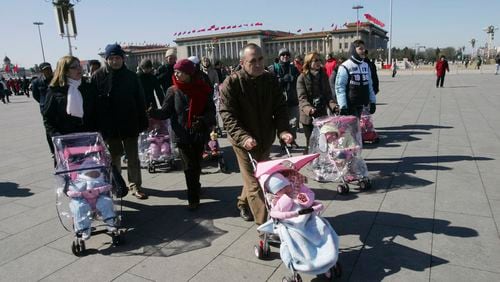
[138,118,176,173]
[250,153,341,281]
[53,132,123,256]
[309,115,371,194]
[360,107,379,144]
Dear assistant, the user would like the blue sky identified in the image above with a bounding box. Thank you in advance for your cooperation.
[1,0,499,67]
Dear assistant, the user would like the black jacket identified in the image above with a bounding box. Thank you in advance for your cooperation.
[32,76,52,111]
[269,62,300,107]
[149,83,216,145]
[137,71,164,109]
[365,58,379,94]
[91,65,148,139]
[156,64,174,93]
[42,82,98,137]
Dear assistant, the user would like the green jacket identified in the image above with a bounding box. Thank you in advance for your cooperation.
[219,69,290,151]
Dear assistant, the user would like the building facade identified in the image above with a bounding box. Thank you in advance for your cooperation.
[98,45,175,72]
[174,22,388,64]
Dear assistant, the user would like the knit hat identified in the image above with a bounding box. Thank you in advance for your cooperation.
[104,43,125,59]
[266,172,290,194]
[188,56,200,65]
[174,59,195,75]
[278,48,290,57]
[165,49,176,58]
[320,124,338,134]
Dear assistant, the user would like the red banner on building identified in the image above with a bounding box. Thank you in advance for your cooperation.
[364,13,385,27]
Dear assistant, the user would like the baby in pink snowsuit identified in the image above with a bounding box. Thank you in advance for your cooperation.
[266,172,323,219]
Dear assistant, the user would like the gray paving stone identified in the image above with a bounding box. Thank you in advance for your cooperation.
[0,218,66,266]
[430,264,500,282]
[0,246,76,281]
[128,222,247,281]
[376,190,435,231]
[481,173,500,201]
[0,202,56,234]
[0,231,9,240]
[113,272,154,282]
[432,211,500,273]
[190,255,276,282]
[40,254,145,282]
[0,202,30,221]
[349,224,433,281]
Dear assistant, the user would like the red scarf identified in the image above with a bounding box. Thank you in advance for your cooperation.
[172,75,211,128]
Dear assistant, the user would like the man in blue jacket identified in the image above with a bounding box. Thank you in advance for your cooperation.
[335,40,376,117]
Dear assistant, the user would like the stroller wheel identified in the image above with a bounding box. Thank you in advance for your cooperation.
[71,239,86,256]
[112,233,122,246]
[337,184,349,194]
[359,178,371,190]
[282,277,292,282]
[374,137,380,144]
[333,261,343,278]
[147,164,154,173]
[254,244,263,259]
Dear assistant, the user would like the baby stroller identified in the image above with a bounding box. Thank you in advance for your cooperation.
[360,106,379,144]
[309,115,371,194]
[138,118,176,173]
[202,130,228,173]
[213,83,224,138]
[53,132,123,256]
[251,153,341,281]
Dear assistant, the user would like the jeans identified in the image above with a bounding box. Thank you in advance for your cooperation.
[436,74,446,87]
[69,196,115,232]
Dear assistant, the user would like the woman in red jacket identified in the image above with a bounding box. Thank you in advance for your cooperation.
[435,55,449,88]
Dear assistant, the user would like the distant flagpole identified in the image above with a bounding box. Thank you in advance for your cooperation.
[388,0,393,65]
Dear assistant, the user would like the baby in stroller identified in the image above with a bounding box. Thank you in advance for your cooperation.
[255,154,341,281]
[67,159,116,240]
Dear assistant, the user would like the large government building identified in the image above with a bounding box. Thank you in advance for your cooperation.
[100,22,387,70]
[174,22,388,64]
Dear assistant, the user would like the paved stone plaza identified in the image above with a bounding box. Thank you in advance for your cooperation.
[1,68,500,281]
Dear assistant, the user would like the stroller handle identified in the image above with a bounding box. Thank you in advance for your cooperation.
[247,152,257,172]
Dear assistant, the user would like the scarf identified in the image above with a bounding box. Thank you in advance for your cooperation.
[172,75,211,128]
[66,78,83,118]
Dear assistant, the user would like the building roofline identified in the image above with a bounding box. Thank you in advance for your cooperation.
[174,29,292,43]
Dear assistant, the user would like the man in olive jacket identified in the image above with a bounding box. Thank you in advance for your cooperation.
[219,43,293,225]
[91,43,149,199]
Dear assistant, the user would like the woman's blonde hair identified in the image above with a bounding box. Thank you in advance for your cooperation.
[302,52,321,75]
[50,56,80,87]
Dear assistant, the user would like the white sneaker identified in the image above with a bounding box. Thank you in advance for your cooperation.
[105,219,117,232]
[81,229,91,240]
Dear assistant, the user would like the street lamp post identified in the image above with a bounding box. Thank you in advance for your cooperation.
[33,22,46,62]
[388,0,393,66]
[352,5,364,39]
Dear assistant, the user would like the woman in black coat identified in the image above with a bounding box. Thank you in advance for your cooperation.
[43,56,98,141]
[149,59,215,210]
[297,52,338,152]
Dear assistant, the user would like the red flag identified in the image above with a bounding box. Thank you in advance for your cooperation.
[232,25,237,28]
[13,64,18,73]
[4,65,9,72]
[309,27,312,31]
[243,24,248,27]
[250,23,254,26]
[173,32,177,36]
[364,13,385,27]
[215,27,219,30]
[226,25,231,29]
[334,25,338,30]
[331,23,334,27]
[255,22,263,26]
[344,22,348,27]
[209,24,216,29]
[221,26,226,30]
[188,31,191,34]
[238,24,242,28]
[297,29,301,32]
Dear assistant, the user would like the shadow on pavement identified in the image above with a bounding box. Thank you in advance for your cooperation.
[98,185,243,258]
[327,210,478,281]
[0,182,34,197]
[372,124,454,148]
